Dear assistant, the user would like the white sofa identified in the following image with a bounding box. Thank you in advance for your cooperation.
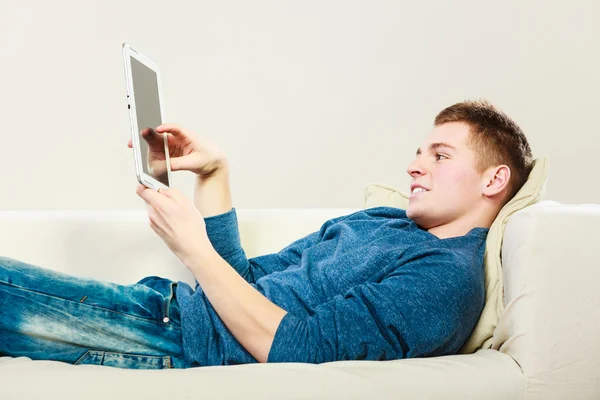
[0,202,599,400]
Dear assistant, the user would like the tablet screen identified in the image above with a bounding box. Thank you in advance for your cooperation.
[130,56,169,186]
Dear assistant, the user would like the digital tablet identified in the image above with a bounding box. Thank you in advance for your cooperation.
[122,43,172,190]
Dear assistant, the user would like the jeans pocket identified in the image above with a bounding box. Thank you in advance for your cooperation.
[74,350,172,369]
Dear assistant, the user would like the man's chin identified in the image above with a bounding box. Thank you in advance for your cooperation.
[406,208,431,229]
[406,205,420,220]
[406,208,419,222]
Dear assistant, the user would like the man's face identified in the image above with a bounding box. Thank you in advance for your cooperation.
[406,122,486,230]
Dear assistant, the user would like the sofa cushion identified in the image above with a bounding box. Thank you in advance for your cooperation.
[364,155,549,353]
[0,350,524,400]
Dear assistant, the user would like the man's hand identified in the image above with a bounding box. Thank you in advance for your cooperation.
[128,124,233,217]
[136,184,211,267]
[128,124,229,179]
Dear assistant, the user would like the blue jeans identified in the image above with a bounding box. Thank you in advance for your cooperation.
[0,256,190,369]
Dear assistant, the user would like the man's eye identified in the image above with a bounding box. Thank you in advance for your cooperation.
[435,153,447,161]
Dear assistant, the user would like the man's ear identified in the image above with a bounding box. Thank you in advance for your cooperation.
[482,165,511,197]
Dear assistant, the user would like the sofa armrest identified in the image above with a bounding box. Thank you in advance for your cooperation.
[493,201,600,399]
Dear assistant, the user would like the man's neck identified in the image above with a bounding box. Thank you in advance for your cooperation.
[426,211,495,239]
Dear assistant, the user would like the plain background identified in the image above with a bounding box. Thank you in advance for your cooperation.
[1,0,598,210]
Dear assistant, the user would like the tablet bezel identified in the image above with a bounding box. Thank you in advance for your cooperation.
[122,43,172,191]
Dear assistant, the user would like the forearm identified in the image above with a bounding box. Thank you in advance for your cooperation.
[187,244,287,363]
[194,163,233,218]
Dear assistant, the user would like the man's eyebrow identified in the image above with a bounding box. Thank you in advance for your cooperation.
[415,142,457,156]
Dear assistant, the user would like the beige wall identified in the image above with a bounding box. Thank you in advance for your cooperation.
[1,0,598,210]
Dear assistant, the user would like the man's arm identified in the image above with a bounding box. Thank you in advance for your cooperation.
[203,209,320,283]
[194,163,233,218]
[186,243,287,363]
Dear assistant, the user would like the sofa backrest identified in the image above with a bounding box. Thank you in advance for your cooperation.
[0,209,356,288]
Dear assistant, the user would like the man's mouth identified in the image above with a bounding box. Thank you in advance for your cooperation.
[410,187,429,198]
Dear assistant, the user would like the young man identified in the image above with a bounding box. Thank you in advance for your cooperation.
[0,100,533,369]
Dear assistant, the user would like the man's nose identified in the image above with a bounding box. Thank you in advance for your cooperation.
[406,158,425,178]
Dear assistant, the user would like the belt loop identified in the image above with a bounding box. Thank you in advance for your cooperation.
[163,281,179,325]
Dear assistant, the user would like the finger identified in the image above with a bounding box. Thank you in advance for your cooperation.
[127,139,132,148]
[166,133,176,147]
[141,127,163,147]
[156,123,186,137]
[149,220,165,237]
[143,136,169,156]
[136,183,146,196]
[158,187,183,202]
[137,184,171,209]
[146,206,165,230]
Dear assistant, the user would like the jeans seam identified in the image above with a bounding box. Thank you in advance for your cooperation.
[0,279,179,328]
[75,350,173,368]
[74,350,93,365]
[164,283,173,322]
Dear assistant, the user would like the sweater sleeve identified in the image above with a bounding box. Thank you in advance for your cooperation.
[203,208,350,284]
[267,248,485,364]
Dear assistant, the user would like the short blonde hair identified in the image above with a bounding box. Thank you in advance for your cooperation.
[434,100,533,205]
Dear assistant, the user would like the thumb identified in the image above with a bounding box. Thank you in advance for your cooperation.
[170,154,201,172]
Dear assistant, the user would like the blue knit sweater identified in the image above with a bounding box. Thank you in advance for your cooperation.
[175,206,488,367]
